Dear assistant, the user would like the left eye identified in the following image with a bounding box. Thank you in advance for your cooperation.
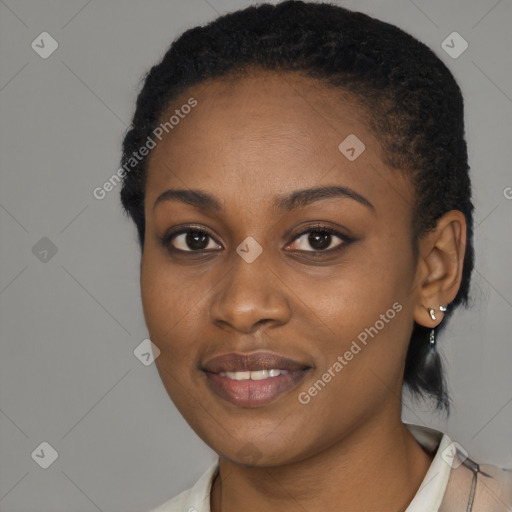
[287,227,347,252]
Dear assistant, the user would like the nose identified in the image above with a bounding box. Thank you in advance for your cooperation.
[209,251,291,334]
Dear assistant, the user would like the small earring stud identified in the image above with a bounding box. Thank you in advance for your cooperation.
[439,305,447,312]
[428,308,436,321]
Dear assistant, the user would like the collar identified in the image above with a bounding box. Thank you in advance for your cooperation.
[404,422,453,511]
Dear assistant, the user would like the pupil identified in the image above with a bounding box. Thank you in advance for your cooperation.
[186,230,209,250]
[308,231,331,250]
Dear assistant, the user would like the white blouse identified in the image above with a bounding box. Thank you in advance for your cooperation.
[148,423,512,512]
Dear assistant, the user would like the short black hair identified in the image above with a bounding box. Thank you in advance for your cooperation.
[120,0,474,412]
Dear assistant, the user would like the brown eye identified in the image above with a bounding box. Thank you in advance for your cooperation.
[163,228,222,252]
[287,226,349,252]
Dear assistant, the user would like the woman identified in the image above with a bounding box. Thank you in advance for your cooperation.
[119,1,512,510]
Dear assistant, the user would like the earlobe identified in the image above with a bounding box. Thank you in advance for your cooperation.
[413,210,467,328]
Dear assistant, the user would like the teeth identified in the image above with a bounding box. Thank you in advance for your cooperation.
[224,371,250,380]
[219,369,290,380]
[251,369,269,380]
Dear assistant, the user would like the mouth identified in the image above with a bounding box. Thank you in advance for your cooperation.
[202,351,312,407]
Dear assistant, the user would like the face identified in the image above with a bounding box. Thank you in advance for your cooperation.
[141,70,420,466]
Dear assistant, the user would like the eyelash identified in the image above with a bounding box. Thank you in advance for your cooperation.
[160,224,354,257]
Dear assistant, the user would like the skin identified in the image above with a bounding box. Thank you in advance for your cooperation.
[140,69,467,511]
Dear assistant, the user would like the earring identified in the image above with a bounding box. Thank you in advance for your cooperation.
[429,328,436,348]
[427,305,446,349]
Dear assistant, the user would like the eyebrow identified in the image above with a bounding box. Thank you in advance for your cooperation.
[153,185,375,213]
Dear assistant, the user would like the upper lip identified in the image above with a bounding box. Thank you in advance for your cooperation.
[202,351,311,374]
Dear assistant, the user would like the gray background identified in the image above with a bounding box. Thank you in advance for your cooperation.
[0,0,511,510]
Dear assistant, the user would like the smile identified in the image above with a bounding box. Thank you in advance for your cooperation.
[202,351,312,407]
[204,370,309,407]
[218,369,290,380]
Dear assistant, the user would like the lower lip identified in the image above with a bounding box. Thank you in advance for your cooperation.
[204,370,309,407]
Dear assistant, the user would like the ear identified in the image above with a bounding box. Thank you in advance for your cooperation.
[413,210,467,328]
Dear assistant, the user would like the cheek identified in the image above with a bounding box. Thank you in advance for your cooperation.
[140,248,193,357]
[140,254,204,409]
[140,258,170,343]
[297,236,415,396]
[140,243,220,388]
[306,237,413,331]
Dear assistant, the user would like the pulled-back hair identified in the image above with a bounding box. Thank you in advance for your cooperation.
[120,0,474,412]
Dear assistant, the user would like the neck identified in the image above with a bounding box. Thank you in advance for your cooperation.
[210,414,434,512]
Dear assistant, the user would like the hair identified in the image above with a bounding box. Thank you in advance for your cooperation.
[119,0,474,412]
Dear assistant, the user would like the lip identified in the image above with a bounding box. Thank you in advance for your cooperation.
[202,351,312,408]
[202,351,309,373]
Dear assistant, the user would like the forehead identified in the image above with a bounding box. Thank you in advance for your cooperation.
[144,70,411,215]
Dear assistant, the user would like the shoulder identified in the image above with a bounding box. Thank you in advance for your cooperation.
[440,451,512,512]
[146,463,218,512]
[474,462,512,511]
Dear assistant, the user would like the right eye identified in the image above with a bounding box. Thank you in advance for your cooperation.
[161,227,223,253]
